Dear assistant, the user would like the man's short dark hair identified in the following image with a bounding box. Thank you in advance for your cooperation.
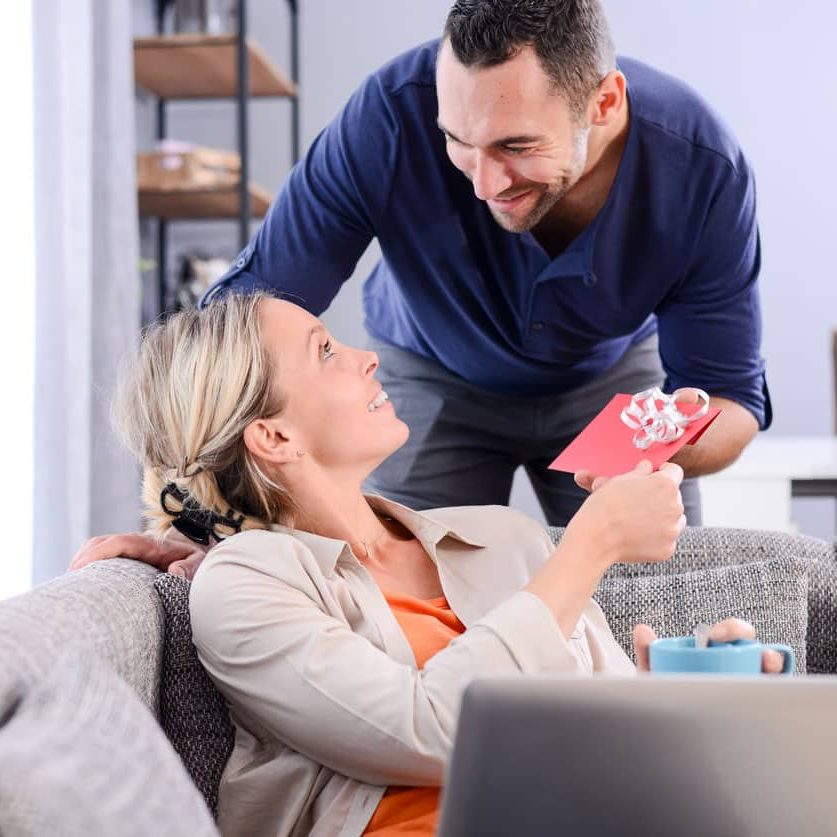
[443,0,615,117]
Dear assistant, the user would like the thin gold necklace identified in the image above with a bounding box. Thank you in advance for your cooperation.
[360,526,387,559]
[355,495,390,559]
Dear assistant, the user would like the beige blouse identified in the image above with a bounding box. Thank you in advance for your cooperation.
[188,496,635,837]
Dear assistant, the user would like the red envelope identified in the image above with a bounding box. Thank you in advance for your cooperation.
[549,393,722,478]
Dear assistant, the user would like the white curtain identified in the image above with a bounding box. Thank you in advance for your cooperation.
[33,0,141,584]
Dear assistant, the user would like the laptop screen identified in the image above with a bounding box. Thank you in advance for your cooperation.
[438,675,837,837]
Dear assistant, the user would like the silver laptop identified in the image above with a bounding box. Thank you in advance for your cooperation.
[438,675,837,837]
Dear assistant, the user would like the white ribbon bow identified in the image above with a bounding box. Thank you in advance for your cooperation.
[619,387,710,450]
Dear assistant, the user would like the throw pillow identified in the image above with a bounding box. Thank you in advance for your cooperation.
[550,526,832,674]
[594,558,808,673]
[154,572,235,818]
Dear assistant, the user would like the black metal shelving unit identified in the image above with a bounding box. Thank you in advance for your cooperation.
[147,0,300,315]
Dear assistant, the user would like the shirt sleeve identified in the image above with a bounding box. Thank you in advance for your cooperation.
[200,71,401,314]
[656,160,771,429]
[188,533,591,788]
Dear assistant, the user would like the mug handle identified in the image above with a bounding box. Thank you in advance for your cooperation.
[765,643,795,674]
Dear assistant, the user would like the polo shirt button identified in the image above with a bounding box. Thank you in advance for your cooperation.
[532,321,544,332]
[583,272,597,287]
[235,257,246,268]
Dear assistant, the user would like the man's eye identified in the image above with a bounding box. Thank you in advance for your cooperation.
[321,340,336,360]
[504,146,529,155]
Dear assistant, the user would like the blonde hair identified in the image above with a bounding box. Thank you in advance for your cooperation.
[113,292,294,537]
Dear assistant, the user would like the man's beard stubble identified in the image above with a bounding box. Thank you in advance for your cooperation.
[488,125,589,234]
[487,175,575,233]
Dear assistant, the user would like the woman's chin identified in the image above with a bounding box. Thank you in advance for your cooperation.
[393,417,410,446]
[367,421,411,472]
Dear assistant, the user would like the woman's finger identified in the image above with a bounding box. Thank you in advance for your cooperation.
[761,649,785,674]
[709,617,756,643]
[590,475,610,492]
[656,461,684,485]
[633,623,657,672]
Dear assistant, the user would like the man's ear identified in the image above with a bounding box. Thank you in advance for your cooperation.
[243,417,299,465]
[589,70,626,127]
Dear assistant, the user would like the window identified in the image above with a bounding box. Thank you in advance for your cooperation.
[0,1,35,599]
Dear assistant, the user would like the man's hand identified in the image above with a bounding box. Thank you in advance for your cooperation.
[669,393,758,477]
[571,390,706,493]
[633,619,786,673]
[69,533,208,580]
[574,389,758,489]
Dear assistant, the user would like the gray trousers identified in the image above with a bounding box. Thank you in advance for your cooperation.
[365,334,701,527]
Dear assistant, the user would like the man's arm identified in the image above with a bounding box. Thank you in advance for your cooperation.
[70,528,209,579]
[201,71,399,313]
[656,152,769,476]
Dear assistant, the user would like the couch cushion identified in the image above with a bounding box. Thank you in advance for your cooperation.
[154,573,235,818]
[594,558,808,673]
[0,653,218,837]
[808,556,837,674]
[616,527,834,675]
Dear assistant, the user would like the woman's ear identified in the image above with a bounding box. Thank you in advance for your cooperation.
[243,417,300,465]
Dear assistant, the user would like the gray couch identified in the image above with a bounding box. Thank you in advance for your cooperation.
[0,527,833,836]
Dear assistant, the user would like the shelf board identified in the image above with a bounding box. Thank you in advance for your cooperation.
[138,183,273,219]
[134,34,296,99]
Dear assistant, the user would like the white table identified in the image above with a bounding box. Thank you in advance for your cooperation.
[700,436,837,532]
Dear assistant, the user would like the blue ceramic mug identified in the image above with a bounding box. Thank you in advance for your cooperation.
[649,636,794,675]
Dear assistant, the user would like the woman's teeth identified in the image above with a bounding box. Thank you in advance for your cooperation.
[367,390,389,412]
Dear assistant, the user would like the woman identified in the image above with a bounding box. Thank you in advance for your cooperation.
[72,293,782,837]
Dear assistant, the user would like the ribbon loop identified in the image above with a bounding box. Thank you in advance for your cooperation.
[619,387,709,450]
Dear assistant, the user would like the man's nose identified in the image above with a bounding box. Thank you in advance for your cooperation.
[470,152,512,201]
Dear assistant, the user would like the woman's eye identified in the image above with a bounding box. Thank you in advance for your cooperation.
[321,340,336,360]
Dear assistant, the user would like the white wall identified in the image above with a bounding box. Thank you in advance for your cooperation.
[137,1,837,537]
[602,1,837,537]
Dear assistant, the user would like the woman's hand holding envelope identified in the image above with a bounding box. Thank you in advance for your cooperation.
[527,460,686,637]
[566,459,687,566]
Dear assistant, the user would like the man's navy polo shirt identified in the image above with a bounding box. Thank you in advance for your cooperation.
[204,39,770,428]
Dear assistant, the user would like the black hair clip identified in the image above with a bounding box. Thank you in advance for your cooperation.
[160,483,245,546]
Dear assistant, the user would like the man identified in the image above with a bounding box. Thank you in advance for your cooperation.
[204,0,768,526]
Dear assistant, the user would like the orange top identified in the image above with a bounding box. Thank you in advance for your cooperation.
[363,592,466,836]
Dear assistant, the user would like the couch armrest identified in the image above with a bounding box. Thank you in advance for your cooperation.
[0,560,164,714]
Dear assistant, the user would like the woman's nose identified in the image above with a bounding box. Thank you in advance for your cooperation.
[364,351,379,377]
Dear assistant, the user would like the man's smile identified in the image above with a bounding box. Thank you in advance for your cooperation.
[488,189,534,211]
